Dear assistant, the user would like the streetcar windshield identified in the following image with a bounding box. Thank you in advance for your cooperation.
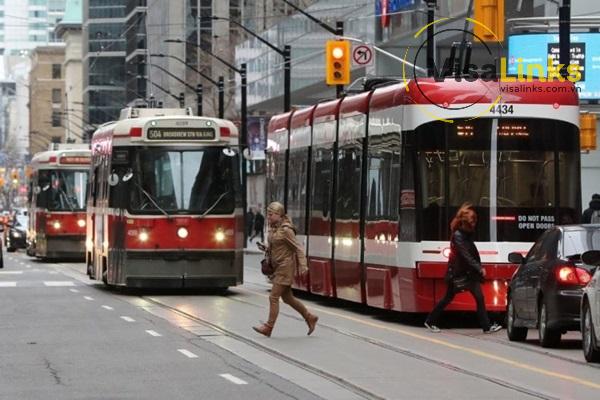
[130,148,238,214]
[38,170,88,211]
[416,118,579,242]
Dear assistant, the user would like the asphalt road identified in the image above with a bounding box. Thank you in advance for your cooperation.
[2,250,600,400]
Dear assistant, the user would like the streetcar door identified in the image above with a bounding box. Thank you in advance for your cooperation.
[333,105,367,304]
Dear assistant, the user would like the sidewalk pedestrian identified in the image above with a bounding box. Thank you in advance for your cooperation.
[582,193,600,223]
[424,203,502,334]
[245,207,255,241]
[250,209,265,243]
[253,201,318,337]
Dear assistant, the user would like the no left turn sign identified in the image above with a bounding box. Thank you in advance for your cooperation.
[352,45,373,67]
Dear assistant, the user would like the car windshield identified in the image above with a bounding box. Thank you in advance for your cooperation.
[130,148,239,214]
[15,215,28,229]
[562,228,600,258]
[38,170,88,211]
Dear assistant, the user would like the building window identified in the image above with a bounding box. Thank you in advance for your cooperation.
[51,112,61,127]
[52,64,61,79]
[52,88,61,104]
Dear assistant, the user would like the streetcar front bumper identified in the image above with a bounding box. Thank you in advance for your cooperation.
[121,250,243,289]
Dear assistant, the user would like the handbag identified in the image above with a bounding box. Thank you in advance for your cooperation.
[261,255,274,276]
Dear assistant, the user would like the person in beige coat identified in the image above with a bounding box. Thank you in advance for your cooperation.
[253,202,318,337]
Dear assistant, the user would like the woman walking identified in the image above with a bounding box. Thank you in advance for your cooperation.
[253,202,318,337]
[424,203,502,334]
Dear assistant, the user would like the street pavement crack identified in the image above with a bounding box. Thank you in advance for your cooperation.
[43,357,63,385]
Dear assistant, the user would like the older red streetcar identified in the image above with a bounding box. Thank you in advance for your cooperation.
[86,108,244,288]
[267,78,581,313]
[27,147,91,259]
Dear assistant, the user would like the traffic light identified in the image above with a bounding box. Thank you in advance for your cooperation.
[473,0,505,42]
[580,113,597,151]
[325,40,351,85]
[0,177,4,187]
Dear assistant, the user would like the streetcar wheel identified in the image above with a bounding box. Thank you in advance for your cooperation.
[582,302,600,363]
[506,297,528,342]
[538,301,561,348]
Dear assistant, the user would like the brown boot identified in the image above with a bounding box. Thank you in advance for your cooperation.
[252,323,273,337]
[305,314,319,336]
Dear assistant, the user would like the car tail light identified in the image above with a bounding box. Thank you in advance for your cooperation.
[576,268,592,285]
[556,265,592,285]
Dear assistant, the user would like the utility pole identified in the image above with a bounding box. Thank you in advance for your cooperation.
[559,0,571,79]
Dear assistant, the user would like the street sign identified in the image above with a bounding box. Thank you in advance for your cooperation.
[352,45,374,67]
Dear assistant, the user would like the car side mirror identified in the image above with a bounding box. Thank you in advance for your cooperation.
[508,252,525,264]
[582,250,600,266]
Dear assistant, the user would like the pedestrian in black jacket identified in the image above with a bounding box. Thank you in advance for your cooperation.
[424,203,502,334]
[582,194,600,223]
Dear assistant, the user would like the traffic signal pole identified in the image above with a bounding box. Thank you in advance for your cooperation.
[559,0,571,79]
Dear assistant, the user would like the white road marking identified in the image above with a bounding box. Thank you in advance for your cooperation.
[84,296,94,301]
[49,271,59,275]
[69,288,80,293]
[0,271,23,275]
[120,316,135,322]
[102,305,114,310]
[0,282,17,287]
[177,349,198,359]
[25,265,31,268]
[44,281,75,287]
[219,374,248,385]
[145,330,162,337]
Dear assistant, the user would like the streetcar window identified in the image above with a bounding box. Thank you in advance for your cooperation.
[38,170,88,211]
[416,119,579,242]
[131,148,238,214]
[287,148,309,234]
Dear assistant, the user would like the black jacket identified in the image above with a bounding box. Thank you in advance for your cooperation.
[582,198,600,223]
[446,229,483,282]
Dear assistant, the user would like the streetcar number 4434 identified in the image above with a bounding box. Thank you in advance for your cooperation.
[489,104,514,115]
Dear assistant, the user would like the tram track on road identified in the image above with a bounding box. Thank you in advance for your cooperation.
[50,259,581,399]
[141,295,386,400]
[231,282,560,400]
[453,330,600,370]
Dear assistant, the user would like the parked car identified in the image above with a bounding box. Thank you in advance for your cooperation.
[581,249,600,362]
[506,225,600,347]
[6,214,28,252]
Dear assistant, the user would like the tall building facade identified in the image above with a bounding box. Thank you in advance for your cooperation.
[55,0,84,144]
[82,0,126,135]
[29,46,66,155]
[0,0,66,160]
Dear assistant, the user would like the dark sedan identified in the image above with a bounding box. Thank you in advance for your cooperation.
[506,225,600,347]
[6,215,28,252]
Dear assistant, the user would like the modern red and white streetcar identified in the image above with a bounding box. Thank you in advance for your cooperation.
[27,147,91,259]
[86,107,243,288]
[267,78,581,313]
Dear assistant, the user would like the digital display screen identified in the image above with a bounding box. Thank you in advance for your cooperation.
[59,156,91,165]
[146,127,215,140]
[508,33,600,99]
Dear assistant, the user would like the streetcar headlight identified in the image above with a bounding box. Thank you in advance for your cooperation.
[13,232,21,238]
[53,221,61,230]
[177,227,189,239]
[138,231,149,242]
[77,219,86,227]
[214,230,225,242]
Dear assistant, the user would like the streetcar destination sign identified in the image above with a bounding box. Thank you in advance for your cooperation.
[147,127,215,140]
